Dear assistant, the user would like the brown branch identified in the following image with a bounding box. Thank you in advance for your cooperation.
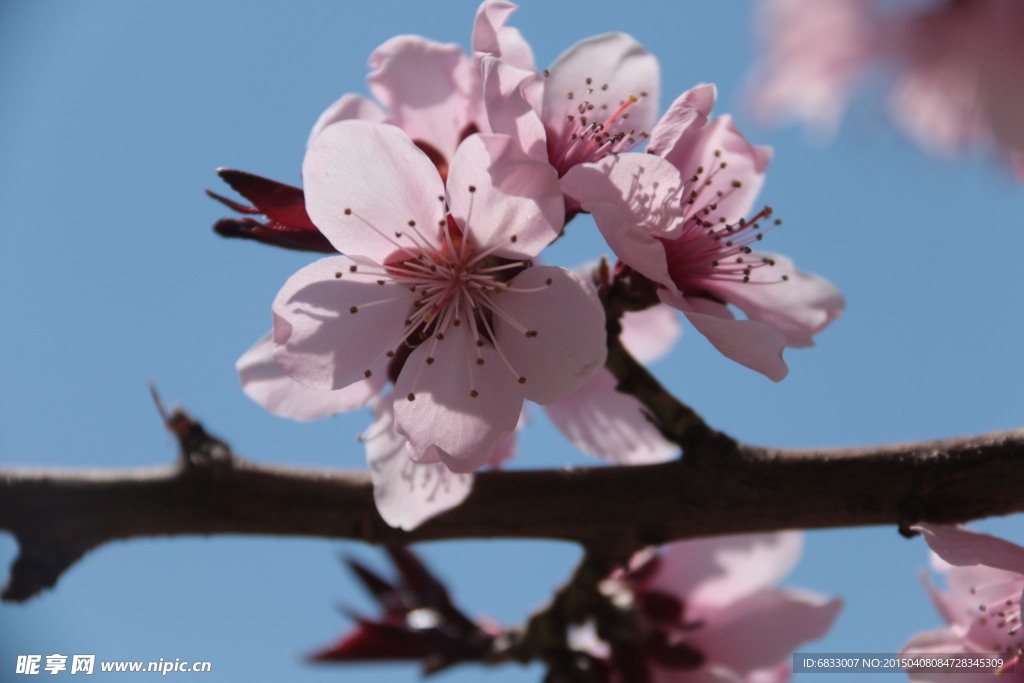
[2,400,1023,602]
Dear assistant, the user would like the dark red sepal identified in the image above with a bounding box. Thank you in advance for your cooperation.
[207,169,336,253]
[216,168,315,230]
[311,547,498,674]
[310,619,438,662]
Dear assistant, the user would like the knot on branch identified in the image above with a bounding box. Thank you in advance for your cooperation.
[152,385,233,472]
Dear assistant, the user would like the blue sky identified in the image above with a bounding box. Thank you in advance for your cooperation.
[1,1,1022,681]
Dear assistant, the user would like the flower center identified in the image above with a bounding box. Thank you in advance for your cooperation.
[660,154,788,292]
[339,202,547,401]
[545,71,651,175]
[972,579,1024,656]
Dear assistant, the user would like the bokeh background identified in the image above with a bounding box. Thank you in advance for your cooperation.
[1,1,1021,681]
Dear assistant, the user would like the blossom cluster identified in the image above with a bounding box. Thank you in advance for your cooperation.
[211,0,844,531]
[198,1,1024,679]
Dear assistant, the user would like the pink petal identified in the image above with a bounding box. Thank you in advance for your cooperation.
[919,572,973,631]
[480,55,548,160]
[446,133,562,259]
[663,115,772,227]
[308,93,386,145]
[302,120,445,260]
[915,524,1024,575]
[486,409,523,468]
[365,398,475,530]
[542,32,660,141]
[660,291,789,381]
[688,589,842,674]
[746,663,794,683]
[237,333,384,421]
[392,324,523,473]
[544,368,677,465]
[271,255,412,391]
[647,83,716,159]
[900,629,984,683]
[471,0,535,72]
[491,265,607,405]
[646,533,804,609]
[704,253,845,348]
[561,153,685,290]
[366,36,474,161]
[620,305,682,364]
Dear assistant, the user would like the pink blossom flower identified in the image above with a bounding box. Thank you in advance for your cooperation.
[479,21,660,186]
[748,0,1024,175]
[562,87,844,380]
[902,523,1024,680]
[312,1,535,174]
[579,533,842,681]
[272,120,606,473]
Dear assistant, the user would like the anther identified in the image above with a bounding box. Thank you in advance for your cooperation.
[407,393,415,401]
[469,390,479,398]
[349,306,358,314]
[525,330,538,338]
[426,357,434,365]
[545,278,553,285]
[364,370,372,378]
[468,185,476,192]
[344,208,351,215]
[476,358,484,365]
[349,265,357,272]
[334,272,342,278]
[386,351,396,358]
[408,219,416,226]
[518,377,526,384]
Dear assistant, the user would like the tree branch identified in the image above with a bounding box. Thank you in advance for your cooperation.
[2,403,1023,601]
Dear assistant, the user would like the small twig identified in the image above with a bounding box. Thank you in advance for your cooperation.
[597,264,733,456]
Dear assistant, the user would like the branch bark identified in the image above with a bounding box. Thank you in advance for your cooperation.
[2,409,1023,601]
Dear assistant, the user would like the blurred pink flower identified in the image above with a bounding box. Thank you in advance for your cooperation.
[580,533,842,682]
[902,523,1024,680]
[272,121,606,473]
[562,87,844,381]
[748,0,1024,175]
